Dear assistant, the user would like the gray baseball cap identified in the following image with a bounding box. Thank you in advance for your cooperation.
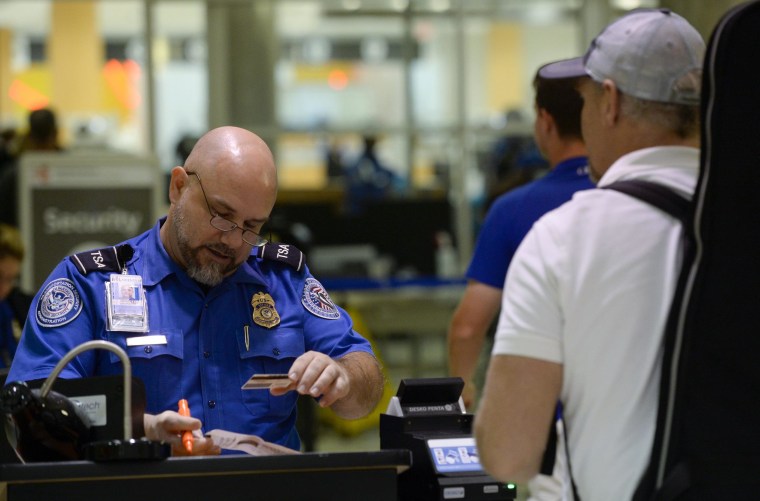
[539,8,705,105]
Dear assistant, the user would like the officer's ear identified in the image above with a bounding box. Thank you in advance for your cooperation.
[168,166,190,205]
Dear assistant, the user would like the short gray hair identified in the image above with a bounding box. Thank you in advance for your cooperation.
[619,91,700,139]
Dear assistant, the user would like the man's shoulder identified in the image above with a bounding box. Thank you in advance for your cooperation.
[68,244,134,276]
[524,188,599,236]
[66,224,157,277]
[487,181,538,215]
[531,181,672,241]
[488,173,589,217]
[252,243,306,273]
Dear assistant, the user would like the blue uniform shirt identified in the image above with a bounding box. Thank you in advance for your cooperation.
[8,218,374,450]
[467,156,593,288]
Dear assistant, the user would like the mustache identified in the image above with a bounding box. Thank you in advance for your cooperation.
[204,243,235,258]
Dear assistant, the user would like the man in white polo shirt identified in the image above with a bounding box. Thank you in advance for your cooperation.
[474,9,704,500]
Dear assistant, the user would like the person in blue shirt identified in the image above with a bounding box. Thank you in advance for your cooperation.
[448,67,592,410]
[447,65,593,499]
[7,126,384,455]
[344,134,401,215]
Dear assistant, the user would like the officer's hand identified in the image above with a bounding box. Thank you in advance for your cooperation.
[143,411,221,456]
[271,351,350,408]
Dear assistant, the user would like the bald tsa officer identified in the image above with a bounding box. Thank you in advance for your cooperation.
[7,126,384,455]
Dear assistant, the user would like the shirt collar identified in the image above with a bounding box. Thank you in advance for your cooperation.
[597,146,699,194]
[550,156,589,178]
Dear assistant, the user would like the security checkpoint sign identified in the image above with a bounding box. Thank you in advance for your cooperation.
[19,152,161,291]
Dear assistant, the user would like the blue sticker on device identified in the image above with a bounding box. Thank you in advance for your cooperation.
[301,278,340,320]
[36,278,83,328]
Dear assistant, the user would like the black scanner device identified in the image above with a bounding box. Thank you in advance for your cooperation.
[380,377,516,500]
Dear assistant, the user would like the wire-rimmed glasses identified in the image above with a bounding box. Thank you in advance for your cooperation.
[185,170,268,247]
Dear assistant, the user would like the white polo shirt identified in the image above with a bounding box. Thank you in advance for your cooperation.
[492,146,699,501]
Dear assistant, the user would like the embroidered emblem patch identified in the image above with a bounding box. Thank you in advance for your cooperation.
[252,292,281,328]
[301,278,340,320]
[36,278,82,328]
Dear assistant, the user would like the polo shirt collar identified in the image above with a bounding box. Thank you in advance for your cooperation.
[549,156,589,179]
[597,146,699,194]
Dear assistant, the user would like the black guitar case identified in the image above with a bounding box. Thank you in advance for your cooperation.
[634,1,760,499]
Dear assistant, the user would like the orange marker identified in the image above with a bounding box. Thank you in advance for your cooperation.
[177,399,194,453]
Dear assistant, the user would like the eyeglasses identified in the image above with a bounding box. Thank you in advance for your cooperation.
[185,170,268,247]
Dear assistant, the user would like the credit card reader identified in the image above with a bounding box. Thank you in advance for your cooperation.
[380,377,516,500]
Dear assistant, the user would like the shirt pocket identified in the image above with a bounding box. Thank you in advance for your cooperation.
[237,327,304,417]
[106,328,184,413]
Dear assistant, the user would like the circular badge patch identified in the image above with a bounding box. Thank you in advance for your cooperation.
[36,278,83,328]
[301,278,340,320]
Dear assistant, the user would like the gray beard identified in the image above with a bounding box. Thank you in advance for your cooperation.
[186,259,226,287]
[173,204,238,287]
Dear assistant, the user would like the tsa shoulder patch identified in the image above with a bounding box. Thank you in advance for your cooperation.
[69,245,133,275]
[301,278,340,320]
[36,278,83,328]
[256,244,304,272]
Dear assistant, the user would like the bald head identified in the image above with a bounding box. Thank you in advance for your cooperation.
[161,127,279,284]
[184,126,277,194]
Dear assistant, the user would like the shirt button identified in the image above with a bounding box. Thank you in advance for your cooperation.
[208,400,216,409]
[272,348,280,356]
[203,351,210,358]
[144,346,153,354]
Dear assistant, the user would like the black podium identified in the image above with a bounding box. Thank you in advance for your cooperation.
[0,449,411,501]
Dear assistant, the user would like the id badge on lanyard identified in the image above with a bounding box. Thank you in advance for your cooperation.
[105,271,149,332]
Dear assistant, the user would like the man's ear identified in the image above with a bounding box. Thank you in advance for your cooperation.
[168,166,189,204]
[601,79,621,126]
[536,108,555,135]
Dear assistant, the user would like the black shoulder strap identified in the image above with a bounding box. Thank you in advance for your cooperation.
[539,412,558,476]
[560,415,582,501]
[602,179,691,225]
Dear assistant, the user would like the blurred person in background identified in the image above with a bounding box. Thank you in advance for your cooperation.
[0,223,33,370]
[0,108,64,227]
[344,134,402,215]
[0,128,19,176]
[19,108,63,153]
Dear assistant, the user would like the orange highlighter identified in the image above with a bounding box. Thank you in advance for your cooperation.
[177,399,194,453]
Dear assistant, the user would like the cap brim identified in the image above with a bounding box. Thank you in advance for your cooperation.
[538,57,588,80]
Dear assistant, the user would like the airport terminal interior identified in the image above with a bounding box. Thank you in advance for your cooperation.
[0,0,748,498]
